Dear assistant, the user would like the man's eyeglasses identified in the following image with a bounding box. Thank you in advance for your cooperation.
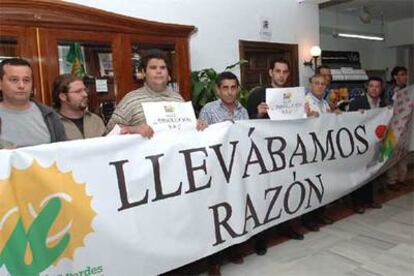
[67,88,89,95]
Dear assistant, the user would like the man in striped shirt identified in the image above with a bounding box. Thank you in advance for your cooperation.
[107,49,206,137]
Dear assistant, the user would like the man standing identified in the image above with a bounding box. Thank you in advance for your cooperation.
[384,66,410,190]
[107,49,206,137]
[305,74,332,115]
[384,66,408,106]
[301,74,335,231]
[315,65,333,100]
[247,58,290,119]
[0,58,66,147]
[199,71,248,124]
[349,76,385,213]
[198,71,248,274]
[246,58,304,256]
[349,77,386,111]
[52,74,106,140]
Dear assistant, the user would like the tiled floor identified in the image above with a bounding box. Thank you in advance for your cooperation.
[218,192,414,276]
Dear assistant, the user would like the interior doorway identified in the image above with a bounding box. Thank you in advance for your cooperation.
[239,40,299,90]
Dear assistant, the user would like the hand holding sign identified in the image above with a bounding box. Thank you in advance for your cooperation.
[142,101,198,133]
[266,87,306,120]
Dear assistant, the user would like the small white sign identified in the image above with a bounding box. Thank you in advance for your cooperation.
[95,79,108,93]
[142,101,197,132]
[266,87,306,120]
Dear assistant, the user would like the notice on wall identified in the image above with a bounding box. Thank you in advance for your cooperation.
[95,79,108,93]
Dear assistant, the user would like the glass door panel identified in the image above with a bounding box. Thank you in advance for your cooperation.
[0,36,18,60]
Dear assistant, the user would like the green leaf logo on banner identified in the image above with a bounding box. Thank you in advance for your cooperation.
[0,161,96,275]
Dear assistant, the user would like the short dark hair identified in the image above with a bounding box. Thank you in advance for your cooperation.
[52,74,83,109]
[140,49,170,73]
[269,58,290,71]
[391,66,407,82]
[0,57,32,80]
[216,71,239,87]
[315,65,331,74]
[367,76,384,86]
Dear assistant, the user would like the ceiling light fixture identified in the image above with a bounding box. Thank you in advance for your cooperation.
[337,32,384,41]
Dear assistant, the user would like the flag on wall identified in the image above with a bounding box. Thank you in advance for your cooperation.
[66,42,86,78]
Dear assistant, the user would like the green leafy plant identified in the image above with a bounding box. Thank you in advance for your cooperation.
[191,60,249,115]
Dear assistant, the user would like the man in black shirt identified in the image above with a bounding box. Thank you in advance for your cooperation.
[247,58,305,256]
[247,58,290,119]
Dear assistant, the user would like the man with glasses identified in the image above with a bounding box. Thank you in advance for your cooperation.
[0,58,66,148]
[52,74,106,140]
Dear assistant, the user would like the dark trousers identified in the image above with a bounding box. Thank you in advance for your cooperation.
[253,220,297,249]
[207,244,243,266]
[301,206,326,225]
[351,182,374,206]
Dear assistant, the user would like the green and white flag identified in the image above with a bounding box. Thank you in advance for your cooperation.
[66,42,86,78]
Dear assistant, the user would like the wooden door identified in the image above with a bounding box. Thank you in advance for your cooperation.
[239,40,299,90]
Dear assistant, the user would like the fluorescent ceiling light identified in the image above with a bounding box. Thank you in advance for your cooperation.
[337,32,384,41]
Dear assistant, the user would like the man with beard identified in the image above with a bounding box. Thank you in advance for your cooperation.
[52,74,105,140]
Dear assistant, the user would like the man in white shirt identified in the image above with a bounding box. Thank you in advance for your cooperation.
[305,74,332,116]
[302,74,335,231]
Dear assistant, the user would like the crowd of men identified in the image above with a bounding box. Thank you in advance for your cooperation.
[0,50,410,275]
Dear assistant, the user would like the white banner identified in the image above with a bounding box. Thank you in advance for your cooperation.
[0,86,413,276]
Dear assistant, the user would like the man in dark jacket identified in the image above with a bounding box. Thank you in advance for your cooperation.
[348,76,385,213]
[0,58,66,148]
[349,76,386,111]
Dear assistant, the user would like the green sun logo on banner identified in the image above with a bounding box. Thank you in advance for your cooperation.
[0,161,96,275]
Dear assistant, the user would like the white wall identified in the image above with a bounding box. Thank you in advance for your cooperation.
[386,18,414,47]
[63,0,320,85]
[320,9,397,74]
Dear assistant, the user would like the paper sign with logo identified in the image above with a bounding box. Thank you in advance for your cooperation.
[266,87,306,120]
[142,101,197,132]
